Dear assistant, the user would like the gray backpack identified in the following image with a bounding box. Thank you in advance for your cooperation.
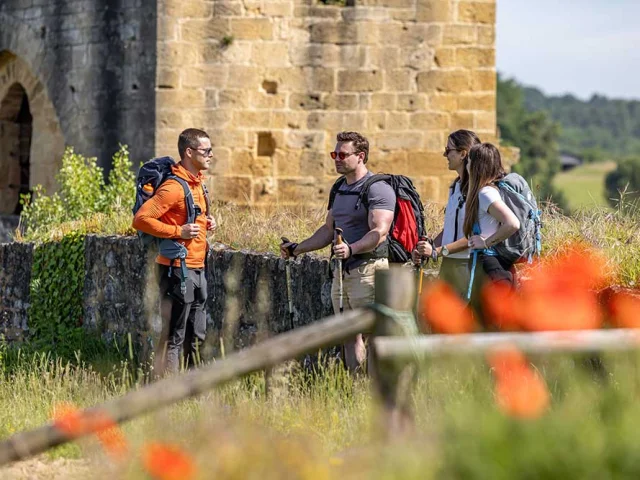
[493,173,542,264]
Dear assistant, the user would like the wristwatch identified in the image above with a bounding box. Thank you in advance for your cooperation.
[441,245,450,257]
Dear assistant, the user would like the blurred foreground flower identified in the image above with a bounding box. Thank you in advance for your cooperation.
[488,349,550,419]
[603,287,640,328]
[142,442,196,480]
[420,280,476,334]
[483,245,611,332]
[52,402,128,459]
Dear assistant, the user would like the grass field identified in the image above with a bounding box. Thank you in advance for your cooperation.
[8,176,640,477]
[5,345,640,479]
[553,161,617,211]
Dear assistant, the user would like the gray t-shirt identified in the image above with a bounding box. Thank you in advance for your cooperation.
[331,172,396,265]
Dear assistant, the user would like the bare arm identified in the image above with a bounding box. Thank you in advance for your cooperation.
[417,230,468,257]
[437,237,469,255]
[281,211,334,257]
[468,199,520,250]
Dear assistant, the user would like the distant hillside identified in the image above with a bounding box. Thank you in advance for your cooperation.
[521,86,640,158]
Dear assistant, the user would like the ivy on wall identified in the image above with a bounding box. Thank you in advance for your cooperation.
[28,233,86,358]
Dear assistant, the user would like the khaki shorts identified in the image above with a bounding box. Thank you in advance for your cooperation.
[331,258,389,313]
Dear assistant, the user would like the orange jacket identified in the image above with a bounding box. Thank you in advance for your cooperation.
[132,163,209,269]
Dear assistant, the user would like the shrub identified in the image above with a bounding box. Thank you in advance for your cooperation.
[19,145,136,242]
[605,156,640,209]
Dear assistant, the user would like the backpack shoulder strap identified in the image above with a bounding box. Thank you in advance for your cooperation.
[327,176,347,210]
[168,175,196,224]
[356,174,392,210]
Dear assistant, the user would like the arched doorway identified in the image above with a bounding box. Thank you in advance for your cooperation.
[0,83,33,215]
[0,51,65,213]
[0,82,32,214]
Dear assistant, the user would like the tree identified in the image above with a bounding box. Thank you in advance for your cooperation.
[605,156,640,208]
[497,75,566,208]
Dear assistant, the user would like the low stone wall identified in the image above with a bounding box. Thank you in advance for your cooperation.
[0,241,33,341]
[0,215,18,243]
[0,235,333,360]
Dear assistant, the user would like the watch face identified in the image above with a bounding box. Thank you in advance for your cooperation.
[442,246,449,256]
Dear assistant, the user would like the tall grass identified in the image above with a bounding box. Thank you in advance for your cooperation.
[14,199,640,285]
[4,343,640,478]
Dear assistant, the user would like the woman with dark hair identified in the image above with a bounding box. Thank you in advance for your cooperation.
[464,143,520,314]
[412,129,480,298]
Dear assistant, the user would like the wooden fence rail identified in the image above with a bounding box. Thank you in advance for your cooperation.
[373,329,640,359]
[0,309,376,466]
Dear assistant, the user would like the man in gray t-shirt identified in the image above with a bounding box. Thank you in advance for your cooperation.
[281,131,395,373]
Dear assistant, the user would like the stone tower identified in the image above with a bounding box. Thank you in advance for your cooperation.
[0,0,497,213]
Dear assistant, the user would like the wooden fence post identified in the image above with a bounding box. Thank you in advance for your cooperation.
[369,265,418,438]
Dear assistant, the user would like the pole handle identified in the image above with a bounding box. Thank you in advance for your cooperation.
[281,237,298,258]
[334,228,344,245]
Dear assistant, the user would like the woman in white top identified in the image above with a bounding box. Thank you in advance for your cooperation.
[412,130,480,298]
[464,143,520,316]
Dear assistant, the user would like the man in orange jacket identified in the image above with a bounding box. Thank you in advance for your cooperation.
[133,128,216,374]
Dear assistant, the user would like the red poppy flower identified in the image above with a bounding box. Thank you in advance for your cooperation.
[420,280,476,334]
[488,349,550,419]
[142,442,196,480]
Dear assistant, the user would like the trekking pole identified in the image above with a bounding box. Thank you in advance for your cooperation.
[334,228,344,314]
[417,236,429,296]
[466,223,482,302]
[415,236,429,314]
[280,237,295,331]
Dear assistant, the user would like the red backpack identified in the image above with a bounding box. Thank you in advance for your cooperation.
[328,174,426,263]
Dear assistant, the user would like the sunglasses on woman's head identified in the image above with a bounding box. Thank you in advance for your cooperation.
[330,151,356,160]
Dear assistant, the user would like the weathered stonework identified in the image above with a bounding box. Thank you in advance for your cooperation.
[0,0,157,178]
[0,52,65,209]
[0,235,333,360]
[1,0,499,209]
[156,0,499,206]
[0,241,33,341]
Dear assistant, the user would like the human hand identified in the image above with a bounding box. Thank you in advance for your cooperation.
[468,235,488,250]
[280,237,298,259]
[333,242,351,260]
[206,215,216,232]
[416,240,433,257]
[180,223,200,239]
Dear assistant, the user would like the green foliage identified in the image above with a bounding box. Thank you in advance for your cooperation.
[605,156,640,208]
[523,86,640,158]
[19,145,136,241]
[221,35,234,47]
[497,75,567,208]
[28,233,87,359]
[553,161,616,211]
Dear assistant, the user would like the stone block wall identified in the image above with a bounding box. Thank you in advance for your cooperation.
[0,0,158,175]
[0,235,333,361]
[155,0,497,206]
[0,241,32,341]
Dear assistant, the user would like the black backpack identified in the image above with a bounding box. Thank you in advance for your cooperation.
[328,174,426,263]
[132,156,210,293]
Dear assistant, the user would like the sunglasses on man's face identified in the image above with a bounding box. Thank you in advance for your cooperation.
[190,147,213,157]
[330,151,356,160]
